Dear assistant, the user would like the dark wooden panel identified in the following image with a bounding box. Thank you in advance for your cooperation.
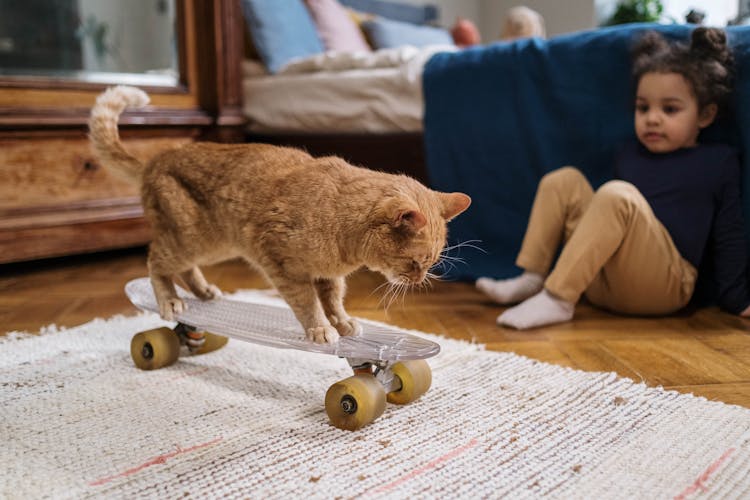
[247,132,429,184]
[0,217,151,264]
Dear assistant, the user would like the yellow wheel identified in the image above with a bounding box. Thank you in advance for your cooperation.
[193,332,229,355]
[325,374,386,431]
[386,359,432,405]
[130,327,181,370]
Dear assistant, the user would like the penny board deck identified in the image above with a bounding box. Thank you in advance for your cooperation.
[125,278,440,362]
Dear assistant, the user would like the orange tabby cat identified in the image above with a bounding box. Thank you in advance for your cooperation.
[89,86,470,344]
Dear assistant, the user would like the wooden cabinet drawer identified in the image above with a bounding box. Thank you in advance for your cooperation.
[0,137,189,210]
[0,135,191,264]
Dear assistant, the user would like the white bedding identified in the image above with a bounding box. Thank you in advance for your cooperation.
[241,45,455,134]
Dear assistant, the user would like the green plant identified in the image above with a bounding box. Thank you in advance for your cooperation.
[606,0,664,25]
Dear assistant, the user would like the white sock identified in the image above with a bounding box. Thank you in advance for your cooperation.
[476,272,544,305]
[496,289,575,330]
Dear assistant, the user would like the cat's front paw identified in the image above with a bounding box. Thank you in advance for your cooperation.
[159,298,186,321]
[331,316,362,337]
[306,325,340,344]
[195,283,222,301]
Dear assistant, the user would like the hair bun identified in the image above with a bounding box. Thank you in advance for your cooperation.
[691,27,731,64]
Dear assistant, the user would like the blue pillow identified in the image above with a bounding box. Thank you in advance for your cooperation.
[339,0,439,25]
[362,17,453,49]
[241,0,324,73]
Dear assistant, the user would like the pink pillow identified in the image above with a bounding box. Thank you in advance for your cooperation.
[305,0,371,53]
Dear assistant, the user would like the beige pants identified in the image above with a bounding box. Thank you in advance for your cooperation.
[516,167,697,315]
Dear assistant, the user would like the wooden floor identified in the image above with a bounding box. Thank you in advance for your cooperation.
[2,247,750,408]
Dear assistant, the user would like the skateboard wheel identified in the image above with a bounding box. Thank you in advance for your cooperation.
[325,374,386,431]
[194,332,229,355]
[386,359,432,405]
[130,327,181,370]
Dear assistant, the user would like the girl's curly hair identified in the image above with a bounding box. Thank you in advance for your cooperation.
[631,27,734,112]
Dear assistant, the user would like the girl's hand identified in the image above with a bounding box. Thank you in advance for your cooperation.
[740,304,750,317]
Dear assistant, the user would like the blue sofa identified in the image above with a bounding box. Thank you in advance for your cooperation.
[423,23,750,290]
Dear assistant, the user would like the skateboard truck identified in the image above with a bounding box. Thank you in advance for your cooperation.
[174,323,205,352]
[349,359,402,394]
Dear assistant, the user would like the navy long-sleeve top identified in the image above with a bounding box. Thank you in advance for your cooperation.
[614,141,750,314]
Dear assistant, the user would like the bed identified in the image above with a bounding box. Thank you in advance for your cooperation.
[242,46,449,134]
[242,45,453,180]
[239,0,454,182]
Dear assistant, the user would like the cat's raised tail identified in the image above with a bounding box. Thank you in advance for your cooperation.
[88,85,150,184]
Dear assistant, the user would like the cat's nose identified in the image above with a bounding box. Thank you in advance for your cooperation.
[407,261,423,282]
[407,268,427,283]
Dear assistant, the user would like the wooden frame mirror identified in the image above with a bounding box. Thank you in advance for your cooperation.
[0,0,245,264]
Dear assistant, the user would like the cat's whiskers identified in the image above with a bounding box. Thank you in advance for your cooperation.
[369,279,394,301]
[377,276,414,312]
[442,239,486,254]
[431,255,467,282]
[374,267,444,311]
[431,239,487,281]
[425,271,440,284]
[395,277,411,308]
[440,240,485,267]
[377,278,399,311]
[431,259,450,274]
[432,257,454,272]
[383,281,399,311]
[441,254,467,266]
[399,277,411,307]
[414,279,432,295]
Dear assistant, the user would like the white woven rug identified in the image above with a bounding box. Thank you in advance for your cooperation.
[2,290,749,499]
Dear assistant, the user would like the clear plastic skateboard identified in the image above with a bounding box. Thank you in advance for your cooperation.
[125,277,440,430]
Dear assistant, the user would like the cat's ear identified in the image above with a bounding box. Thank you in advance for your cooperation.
[439,192,471,220]
[392,209,427,233]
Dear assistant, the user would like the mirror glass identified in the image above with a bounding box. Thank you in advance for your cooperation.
[0,0,178,86]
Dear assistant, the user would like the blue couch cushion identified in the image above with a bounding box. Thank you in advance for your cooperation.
[422,23,750,282]
[241,0,324,73]
[363,17,453,49]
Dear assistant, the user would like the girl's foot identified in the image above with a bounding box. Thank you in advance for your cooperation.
[476,272,544,304]
[497,289,574,329]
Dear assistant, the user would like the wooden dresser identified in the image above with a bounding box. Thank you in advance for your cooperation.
[0,0,246,264]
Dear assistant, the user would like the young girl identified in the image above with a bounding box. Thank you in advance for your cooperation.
[476,27,750,329]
